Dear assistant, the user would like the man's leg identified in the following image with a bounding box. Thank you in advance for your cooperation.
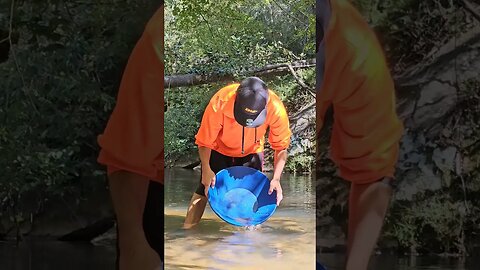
[345,179,393,270]
[184,150,229,229]
[109,171,161,270]
[240,152,263,171]
[183,185,209,229]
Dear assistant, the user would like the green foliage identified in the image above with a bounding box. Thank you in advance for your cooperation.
[165,0,315,75]
[164,84,218,164]
[0,1,159,231]
[285,152,315,173]
[268,69,315,110]
[165,0,316,171]
[384,193,474,255]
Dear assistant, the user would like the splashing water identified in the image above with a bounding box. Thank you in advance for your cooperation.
[244,224,261,231]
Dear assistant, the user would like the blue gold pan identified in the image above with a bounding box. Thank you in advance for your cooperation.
[207,166,277,227]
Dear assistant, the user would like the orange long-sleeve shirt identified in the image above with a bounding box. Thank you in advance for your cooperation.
[195,84,292,157]
[97,7,164,183]
[317,0,404,184]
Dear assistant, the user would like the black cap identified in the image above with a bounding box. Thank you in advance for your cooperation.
[233,77,269,128]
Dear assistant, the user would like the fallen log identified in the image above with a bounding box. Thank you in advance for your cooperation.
[165,59,316,88]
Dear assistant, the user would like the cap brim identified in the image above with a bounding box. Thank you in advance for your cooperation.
[234,101,267,128]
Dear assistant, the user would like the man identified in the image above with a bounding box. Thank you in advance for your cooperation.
[97,5,164,270]
[183,77,292,229]
[316,0,404,270]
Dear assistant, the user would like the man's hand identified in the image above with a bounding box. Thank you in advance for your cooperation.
[270,149,287,206]
[268,178,283,206]
[201,167,216,196]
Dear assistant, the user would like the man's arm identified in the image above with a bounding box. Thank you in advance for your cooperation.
[198,146,216,196]
[272,149,288,181]
[328,21,404,269]
[97,6,164,268]
[98,6,164,183]
[268,98,292,178]
[267,97,291,205]
[194,93,224,195]
[268,148,287,205]
[198,146,212,170]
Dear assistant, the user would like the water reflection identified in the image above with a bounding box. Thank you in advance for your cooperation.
[0,240,116,270]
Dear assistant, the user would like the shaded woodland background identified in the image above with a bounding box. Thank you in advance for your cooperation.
[317,0,480,257]
[0,0,479,258]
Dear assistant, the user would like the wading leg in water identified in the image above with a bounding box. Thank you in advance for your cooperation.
[109,171,162,270]
[183,147,214,229]
[346,179,393,270]
[184,193,208,229]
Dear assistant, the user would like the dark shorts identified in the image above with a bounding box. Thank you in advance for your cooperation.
[194,150,264,196]
[143,181,163,260]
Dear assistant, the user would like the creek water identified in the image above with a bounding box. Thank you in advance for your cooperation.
[164,168,316,270]
[0,168,475,270]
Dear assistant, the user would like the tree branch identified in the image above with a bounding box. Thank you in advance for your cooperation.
[271,0,307,26]
[8,0,23,85]
[460,0,480,22]
[199,13,215,38]
[394,26,480,87]
[290,100,315,121]
[7,0,39,114]
[287,63,311,89]
[286,63,316,97]
[63,0,80,28]
[165,59,316,88]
